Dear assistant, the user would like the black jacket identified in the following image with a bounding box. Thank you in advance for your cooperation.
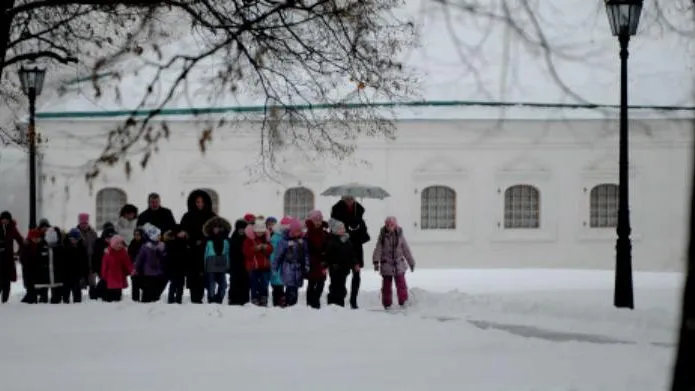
[330,200,370,245]
[325,234,357,273]
[180,189,216,246]
[62,239,90,282]
[136,207,177,234]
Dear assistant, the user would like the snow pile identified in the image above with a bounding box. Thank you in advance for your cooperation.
[0,269,682,391]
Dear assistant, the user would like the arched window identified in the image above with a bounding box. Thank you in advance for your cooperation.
[590,184,618,228]
[199,188,220,215]
[283,187,314,219]
[95,188,127,228]
[504,185,540,229]
[420,186,456,230]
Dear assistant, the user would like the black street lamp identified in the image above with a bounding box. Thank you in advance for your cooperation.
[17,63,46,229]
[605,0,643,309]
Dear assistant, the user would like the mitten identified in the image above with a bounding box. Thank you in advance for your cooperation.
[410,265,414,272]
[373,263,379,272]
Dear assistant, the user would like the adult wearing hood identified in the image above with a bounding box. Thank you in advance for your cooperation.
[136,193,177,235]
[115,204,139,245]
[180,189,216,303]
[228,219,250,305]
[0,211,23,303]
[331,195,370,309]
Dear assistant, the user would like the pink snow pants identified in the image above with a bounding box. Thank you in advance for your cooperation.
[381,274,408,307]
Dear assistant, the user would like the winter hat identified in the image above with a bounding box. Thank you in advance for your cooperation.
[243,213,256,223]
[265,216,277,225]
[288,219,303,237]
[102,222,115,232]
[27,229,43,240]
[307,210,323,221]
[329,218,345,234]
[385,216,398,227]
[142,223,161,242]
[78,213,89,224]
[253,218,267,233]
[0,211,12,221]
[67,228,82,240]
[109,235,125,249]
[38,218,51,229]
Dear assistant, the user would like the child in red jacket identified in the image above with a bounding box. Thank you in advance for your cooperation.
[243,218,273,306]
[100,235,134,302]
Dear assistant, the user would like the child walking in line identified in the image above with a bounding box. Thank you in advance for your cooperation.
[202,217,232,304]
[243,218,273,306]
[100,235,134,302]
[325,220,356,307]
[134,223,167,303]
[269,216,292,307]
[128,228,145,302]
[372,217,415,310]
[274,219,309,307]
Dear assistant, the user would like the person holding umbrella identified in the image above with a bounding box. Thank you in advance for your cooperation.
[330,195,370,309]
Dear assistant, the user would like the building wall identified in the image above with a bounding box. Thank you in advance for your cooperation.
[36,116,693,272]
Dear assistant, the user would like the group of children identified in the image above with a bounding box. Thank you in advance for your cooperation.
[7,208,417,310]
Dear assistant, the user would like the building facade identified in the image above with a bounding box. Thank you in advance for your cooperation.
[32,107,693,272]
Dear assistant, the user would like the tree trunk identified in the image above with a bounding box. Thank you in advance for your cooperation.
[0,0,17,77]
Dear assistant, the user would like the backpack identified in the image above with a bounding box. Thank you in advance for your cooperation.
[204,240,229,273]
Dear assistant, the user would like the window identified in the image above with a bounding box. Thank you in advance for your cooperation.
[95,188,127,228]
[504,185,540,229]
[199,188,220,214]
[590,184,618,228]
[420,186,456,230]
[283,187,314,219]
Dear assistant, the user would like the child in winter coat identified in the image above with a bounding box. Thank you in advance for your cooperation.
[269,216,292,307]
[128,228,145,302]
[202,217,232,304]
[134,223,167,303]
[62,228,90,303]
[228,219,250,305]
[22,227,64,304]
[325,219,357,307]
[100,235,134,302]
[163,225,189,304]
[90,222,116,300]
[372,217,415,309]
[242,218,273,306]
[305,210,329,309]
[274,219,310,307]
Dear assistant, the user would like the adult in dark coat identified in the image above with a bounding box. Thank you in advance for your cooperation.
[136,193,177,235]
[330,196,370,309]
[0,211,23,303]
[228,219,250,305]
[179,189,216,304]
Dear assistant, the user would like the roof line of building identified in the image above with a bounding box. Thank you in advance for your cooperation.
[35,100,695,119]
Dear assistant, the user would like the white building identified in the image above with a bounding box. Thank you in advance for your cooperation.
[15,0,695,271]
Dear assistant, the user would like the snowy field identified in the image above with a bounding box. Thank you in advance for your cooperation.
[0,269,683,391]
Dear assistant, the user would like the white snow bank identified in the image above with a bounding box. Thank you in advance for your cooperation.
[0,269,683,391]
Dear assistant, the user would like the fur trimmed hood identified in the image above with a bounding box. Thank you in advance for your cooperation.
[203,216,232,237]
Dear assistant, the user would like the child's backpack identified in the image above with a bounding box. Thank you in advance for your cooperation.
[204,240,229,273]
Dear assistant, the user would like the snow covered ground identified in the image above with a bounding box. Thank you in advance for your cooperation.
[0,269,683,391]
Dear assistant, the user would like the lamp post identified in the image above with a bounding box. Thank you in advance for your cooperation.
[605,0,642,309]
[17,63,46,229]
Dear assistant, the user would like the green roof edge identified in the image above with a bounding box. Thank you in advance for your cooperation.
[35,100,695,119]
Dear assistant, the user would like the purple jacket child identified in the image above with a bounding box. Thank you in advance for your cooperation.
[134,242,166,277]
[372,217,415,309]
